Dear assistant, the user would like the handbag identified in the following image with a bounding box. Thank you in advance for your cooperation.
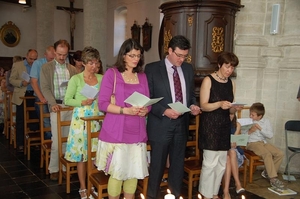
[110,68,116,105]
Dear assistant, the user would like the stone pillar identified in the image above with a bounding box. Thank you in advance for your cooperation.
[83,0,107,71]
[35,0,54,57]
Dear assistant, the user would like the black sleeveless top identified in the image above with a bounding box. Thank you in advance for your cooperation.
[199,75,234,151]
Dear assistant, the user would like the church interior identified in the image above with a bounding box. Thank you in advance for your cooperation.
[0,0,300,198]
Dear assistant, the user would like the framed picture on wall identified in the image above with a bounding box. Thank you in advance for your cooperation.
[131,21,141,44]
[0,21,21,47]
[142,18,152,51]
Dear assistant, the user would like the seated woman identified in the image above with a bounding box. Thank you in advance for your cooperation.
[222,109,245,199]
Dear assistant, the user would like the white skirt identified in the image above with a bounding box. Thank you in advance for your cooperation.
[95,140,149,180]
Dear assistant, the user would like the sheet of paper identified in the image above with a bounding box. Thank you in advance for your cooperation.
[124,91,163,107]
[231,102,247,106]
[60,80,69,87]
[237,118,253,132]
[80,84,99,99]
[21,71,30,82]
[230,134,249,146]
[168,102,191,114]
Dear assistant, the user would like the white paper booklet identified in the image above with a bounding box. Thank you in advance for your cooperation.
[230,134,249,146]
[168,102,191,114]
[60,80,69,87]
[268,187,297,196]
[21,71,30,82]
[231,102,247,106]
[80,84,99,99]
[237,118,253,132]
[124,91,163,107]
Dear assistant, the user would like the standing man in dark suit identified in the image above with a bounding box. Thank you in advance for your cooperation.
[145,35,201,198]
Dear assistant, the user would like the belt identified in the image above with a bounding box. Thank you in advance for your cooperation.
[55,99,63,104]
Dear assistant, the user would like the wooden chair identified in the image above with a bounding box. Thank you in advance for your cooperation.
[36,102,52,175]
[136,143,169,197]
[183,115,201,199]
[21,96,40,160]
[81,115,109,199]
[57,106,76,193]
[8,91,17,148]
[237,107,264,185]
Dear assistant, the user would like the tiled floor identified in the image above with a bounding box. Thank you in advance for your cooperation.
[0,134,299,199]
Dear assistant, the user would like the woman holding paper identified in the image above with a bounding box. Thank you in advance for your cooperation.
[198,52,242,199]
[64,46,103,199]
[95,38,150,199]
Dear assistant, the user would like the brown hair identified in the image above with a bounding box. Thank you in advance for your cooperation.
[54,39,70,51]
[250,102,265,118]
[114,38,144,73]
[217,52,239,68]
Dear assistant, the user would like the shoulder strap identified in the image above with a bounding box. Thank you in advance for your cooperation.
[112,68,116,94]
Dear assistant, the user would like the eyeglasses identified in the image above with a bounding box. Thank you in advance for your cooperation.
[127,54,142,59]
[173,51,189,59]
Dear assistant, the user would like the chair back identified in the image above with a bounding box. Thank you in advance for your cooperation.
[81,115,108,199]
[9,91,17,148]
[185,115,200,161]
[36,102,51,145]
[237,106,250,119]
[57,106,73,158]
[285,120,300,148]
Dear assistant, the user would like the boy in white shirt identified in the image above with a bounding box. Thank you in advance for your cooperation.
[246,102,285,189]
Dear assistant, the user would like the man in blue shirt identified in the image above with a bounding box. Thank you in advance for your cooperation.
[30,46,55,140]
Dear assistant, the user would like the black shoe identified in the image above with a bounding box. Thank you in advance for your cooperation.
[17,146,24,152]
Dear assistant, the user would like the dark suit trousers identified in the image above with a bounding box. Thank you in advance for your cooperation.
[147,116,188,199]
[16,91,39,147]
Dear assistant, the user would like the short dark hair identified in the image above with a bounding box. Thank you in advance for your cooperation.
[73,50,82,61]
[114,39,144,73]
[168,35,191,51]
[54,39,70,51]
[217,52,239,68]
[250,102,265,118]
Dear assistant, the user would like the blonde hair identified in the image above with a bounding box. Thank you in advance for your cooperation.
[13,56,23,63]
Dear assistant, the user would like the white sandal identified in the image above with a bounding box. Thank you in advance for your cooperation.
[79,189,88,199]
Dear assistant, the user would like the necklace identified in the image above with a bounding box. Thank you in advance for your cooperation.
[215,71,228,82]
[122,72,137,82]
[83,74,94,80]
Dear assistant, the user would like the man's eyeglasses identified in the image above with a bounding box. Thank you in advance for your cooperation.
[127,54,142,59]
[173,51,189,59]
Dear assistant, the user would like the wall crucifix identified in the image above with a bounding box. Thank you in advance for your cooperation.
[56,0,83,50]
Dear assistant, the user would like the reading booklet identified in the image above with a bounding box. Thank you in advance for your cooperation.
[124,91,163,107]
[268,187,297,196]
[60,80,69,87]
[231,102,247,107]
[21,71,30,82]
[237,118,253,132]
[168,102,190,114]
[230,134,249,146]
[80,84,99,99]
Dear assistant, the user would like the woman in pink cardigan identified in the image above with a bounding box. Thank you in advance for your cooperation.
[95,39,150,199]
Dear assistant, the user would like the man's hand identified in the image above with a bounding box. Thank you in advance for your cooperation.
[22,80,29,87]
[51,104,61,113]
[163,108,181,119]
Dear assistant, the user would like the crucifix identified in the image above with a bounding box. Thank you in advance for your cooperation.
[57,0,83,50]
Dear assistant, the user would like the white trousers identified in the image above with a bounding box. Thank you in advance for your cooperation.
[48,105,73,174]
[199,150,227,198]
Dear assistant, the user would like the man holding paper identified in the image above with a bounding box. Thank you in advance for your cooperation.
[9,49,38,152]
[40,40,77,181]
[145,35,200,198]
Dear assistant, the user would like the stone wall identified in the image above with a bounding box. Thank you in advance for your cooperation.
[235,0,300,173]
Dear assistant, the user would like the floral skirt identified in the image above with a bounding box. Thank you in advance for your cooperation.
[95,140,149,180]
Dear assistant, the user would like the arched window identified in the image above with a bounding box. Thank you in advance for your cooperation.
[114,6,127,56]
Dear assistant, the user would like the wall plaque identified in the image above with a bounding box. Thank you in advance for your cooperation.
[0,21,21,47]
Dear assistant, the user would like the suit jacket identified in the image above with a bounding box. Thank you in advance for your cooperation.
[145,59,197,141]
[40,60,77,111]
[9,61,28,105]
